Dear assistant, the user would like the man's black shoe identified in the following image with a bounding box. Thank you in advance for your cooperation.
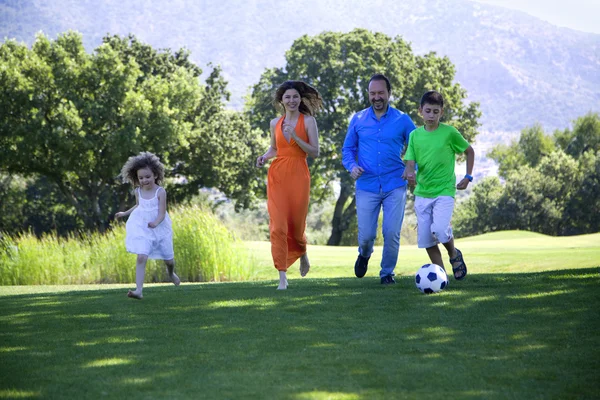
[380,275,396,285]
[354,255,370,278]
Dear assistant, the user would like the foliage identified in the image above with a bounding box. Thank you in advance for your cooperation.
[554,112,600,158]
[0,175,29,235]
[246,28,480,245]
[2,0,598,133]
[0,32,264,235]
[488,124,555,178]
[172,205,253,282]
[561,150,600,235]
[496,151,580,235]
[453,176,504,236]
[457,113,600,237]
[456,151,597,237]
[168,109,267,210]
[0,174,83,236]
[0,206,254,285]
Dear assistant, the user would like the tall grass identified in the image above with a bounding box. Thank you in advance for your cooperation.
[171,205,252,282]
[0,205,253,285]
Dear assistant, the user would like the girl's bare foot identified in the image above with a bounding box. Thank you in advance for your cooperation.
[127,290,143,300]
[166,265,181,286]
[300,254,310,277]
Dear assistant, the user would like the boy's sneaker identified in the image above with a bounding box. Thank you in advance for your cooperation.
[354,255,370,278]
[380,275,396,285]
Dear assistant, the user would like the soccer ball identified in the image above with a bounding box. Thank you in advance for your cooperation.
[415,264,448,294]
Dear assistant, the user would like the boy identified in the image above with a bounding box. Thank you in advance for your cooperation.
[402,90,474,280]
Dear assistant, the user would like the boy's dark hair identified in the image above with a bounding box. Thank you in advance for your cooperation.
[420,90,444,108]
[368,73,391,92]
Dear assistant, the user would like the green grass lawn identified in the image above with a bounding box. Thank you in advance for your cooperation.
[246,230,600,280]
[1,231,599,399]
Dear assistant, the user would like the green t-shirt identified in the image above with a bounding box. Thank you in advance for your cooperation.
[404,123,470,198]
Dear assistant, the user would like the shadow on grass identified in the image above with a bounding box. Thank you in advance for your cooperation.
[1,268,599,399]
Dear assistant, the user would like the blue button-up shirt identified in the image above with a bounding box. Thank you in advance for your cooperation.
[342,106,416,193]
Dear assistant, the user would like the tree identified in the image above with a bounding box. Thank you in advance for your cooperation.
[488,124,555,178]
[455,149,589,236]
[490,114,600,180]
[0,32,264,234]
[496,151,580,235]
[457,113,600,237]
[562,150,600,234]
[554,112,600,158]
[1,32,138,232]
[102,35,266,210]
[453,176,504,237]
[0,174,83,236]
[246,29,480,245]
[169,110,267,210]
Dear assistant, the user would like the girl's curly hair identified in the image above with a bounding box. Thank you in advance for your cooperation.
[120,152,165,186]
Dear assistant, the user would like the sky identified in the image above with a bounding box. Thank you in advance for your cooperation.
[471,0,600,34]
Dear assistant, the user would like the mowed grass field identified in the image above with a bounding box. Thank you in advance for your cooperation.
[246,230,600,280]
[1,231,599,399]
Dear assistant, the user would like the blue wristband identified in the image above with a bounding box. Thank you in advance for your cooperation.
[464,174,473,182]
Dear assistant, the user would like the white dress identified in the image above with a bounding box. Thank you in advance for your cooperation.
[125,187,174,260]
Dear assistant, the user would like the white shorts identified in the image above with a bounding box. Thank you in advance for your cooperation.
[414,196,455,248]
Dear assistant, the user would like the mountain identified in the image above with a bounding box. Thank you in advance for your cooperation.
[1,0,599,134]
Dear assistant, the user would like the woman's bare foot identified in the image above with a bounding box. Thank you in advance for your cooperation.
[300,254,310,277]
[277,271,288,290]
[127,290,143,300]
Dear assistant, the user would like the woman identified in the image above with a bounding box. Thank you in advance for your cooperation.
[256,81,323,290]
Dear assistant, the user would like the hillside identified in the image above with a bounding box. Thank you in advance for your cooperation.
[1,0,599,133]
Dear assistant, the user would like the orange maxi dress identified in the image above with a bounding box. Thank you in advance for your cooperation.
[267,113,311,271]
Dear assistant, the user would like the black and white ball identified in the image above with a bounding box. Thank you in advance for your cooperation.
[415,264,448,294]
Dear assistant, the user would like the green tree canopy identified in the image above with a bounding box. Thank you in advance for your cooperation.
[488,124,555,178]
[554,112,600,158]
[246,28,481,245]
[0,32,264,234]
[453,176,504,237]
[456,113,600,237]
[562,150,600,234]
[495,151,580,235]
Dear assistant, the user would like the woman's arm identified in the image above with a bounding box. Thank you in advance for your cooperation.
[256,118,279,167]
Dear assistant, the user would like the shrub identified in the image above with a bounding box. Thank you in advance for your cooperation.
[0,205,254,285]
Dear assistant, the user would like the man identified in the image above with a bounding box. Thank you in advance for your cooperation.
[342,74,416,284]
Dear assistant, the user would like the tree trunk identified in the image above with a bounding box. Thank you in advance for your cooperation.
[55,180,88,226]
[91,194,105,233]
[327,181,356,246]
[55,179,108,233]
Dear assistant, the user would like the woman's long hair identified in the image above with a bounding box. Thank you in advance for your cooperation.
[273,80,323,116]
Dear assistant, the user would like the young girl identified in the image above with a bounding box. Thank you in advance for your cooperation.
[115,152,180,299]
